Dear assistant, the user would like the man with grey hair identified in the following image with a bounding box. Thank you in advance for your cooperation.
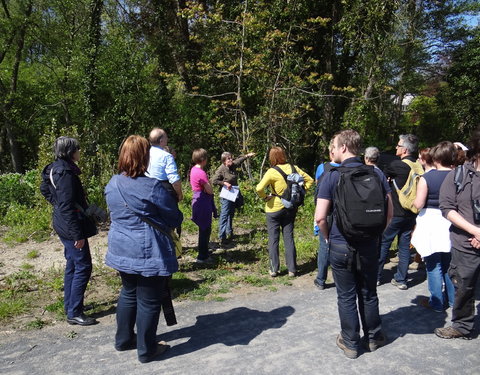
[364,146,380,167]
[147,128,183,201]
[377,134,420,289]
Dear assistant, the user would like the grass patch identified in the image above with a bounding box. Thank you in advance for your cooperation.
[26,318,49,330]
[26,250,40,259]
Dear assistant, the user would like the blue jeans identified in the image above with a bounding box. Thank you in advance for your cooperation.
[116,272,168,361]
[424,252,455,311]
[219,197,235,240]
[315,232,329,286]
[378,216,416,284]
[60,237,92,319]
[329,241,382,351]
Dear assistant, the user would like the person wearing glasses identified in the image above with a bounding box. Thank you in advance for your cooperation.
[377,134,421,289]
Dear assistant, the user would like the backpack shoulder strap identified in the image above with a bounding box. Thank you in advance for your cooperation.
[273,165,288,180]
[290,164,297,174]
[49,168,57,189]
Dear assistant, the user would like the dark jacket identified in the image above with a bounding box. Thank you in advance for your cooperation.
[211,155,247,189]
[40,159,91,241]
[440,162,480,255]
[384,155,417,217]
[105,174,183,277]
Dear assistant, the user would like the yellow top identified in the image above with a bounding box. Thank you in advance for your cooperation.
[256,164,314,213]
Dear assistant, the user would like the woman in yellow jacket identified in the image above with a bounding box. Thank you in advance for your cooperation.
[256,147,313,277]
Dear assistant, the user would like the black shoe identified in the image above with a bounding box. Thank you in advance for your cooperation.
[115,334,137,351]
[314,279,325,290]
[67,314,97,326]
[138,342,170,363]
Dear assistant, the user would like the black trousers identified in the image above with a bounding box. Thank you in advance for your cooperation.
[449,247,480,335]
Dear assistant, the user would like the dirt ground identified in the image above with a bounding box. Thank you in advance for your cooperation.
[0,226,317,334]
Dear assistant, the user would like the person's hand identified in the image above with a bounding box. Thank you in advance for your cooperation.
[74,239,85,249]
[469,237,480,249]
[246,152,256,158]
[224,182,232,190]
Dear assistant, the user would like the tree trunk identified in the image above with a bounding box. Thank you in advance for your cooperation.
[1,1,33,173]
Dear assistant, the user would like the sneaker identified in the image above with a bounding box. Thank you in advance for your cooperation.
[363,333,387,352]
[336,334,358,359]
[269,270,278,277]
[314,279,325,290]
[391,279,407,290]
[390,256,399,264]
[288,271,296,277]
[434,326,472,340]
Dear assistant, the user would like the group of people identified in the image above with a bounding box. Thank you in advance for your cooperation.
[39,126,480,363]
[313,130,480,359]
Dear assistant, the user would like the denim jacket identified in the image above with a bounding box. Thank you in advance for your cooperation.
[105,174,183,276]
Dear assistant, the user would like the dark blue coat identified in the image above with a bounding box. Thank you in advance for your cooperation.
[105,174,183,277]
[40,159,91,241]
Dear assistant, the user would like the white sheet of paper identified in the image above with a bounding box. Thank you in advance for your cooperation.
[219,185,239,202]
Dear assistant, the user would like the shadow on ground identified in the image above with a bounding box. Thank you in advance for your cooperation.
[156,306,295,360]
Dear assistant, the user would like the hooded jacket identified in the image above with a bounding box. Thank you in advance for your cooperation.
[40,159,91,241]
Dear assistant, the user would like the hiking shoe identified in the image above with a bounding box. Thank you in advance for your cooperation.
[288,271,296,277]
[363,333,387,352]
[314,279,325,290]
[434,326,471,340]
[269,270,278,277]
[416,296,444,313]
[391,279,407,290]
[336,334,358,359]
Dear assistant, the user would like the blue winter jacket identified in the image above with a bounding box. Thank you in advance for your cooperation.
[105,174,183,277]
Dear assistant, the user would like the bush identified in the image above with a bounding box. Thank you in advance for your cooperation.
[0,170,38,216]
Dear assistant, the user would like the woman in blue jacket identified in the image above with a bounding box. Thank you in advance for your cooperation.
[105,135,183,364]
[40,136,97,326]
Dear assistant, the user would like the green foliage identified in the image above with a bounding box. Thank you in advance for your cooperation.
[1,202,52,243]
[0,171,38,216]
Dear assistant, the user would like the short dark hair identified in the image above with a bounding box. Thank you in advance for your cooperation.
[334,129,362,156]
[192,148,208,164]
[431,141,456,168]
[269,147,287,166]
[399,134,419,155]
[419,147,433,166]
[118,135,150,177]
[54,136,80,160]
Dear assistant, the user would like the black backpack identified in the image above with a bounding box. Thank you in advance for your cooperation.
[333,165,387,242]
[273,164,306,209]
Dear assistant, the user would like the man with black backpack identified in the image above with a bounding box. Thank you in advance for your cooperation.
[377,134,420,290]
[315,129,393,359]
